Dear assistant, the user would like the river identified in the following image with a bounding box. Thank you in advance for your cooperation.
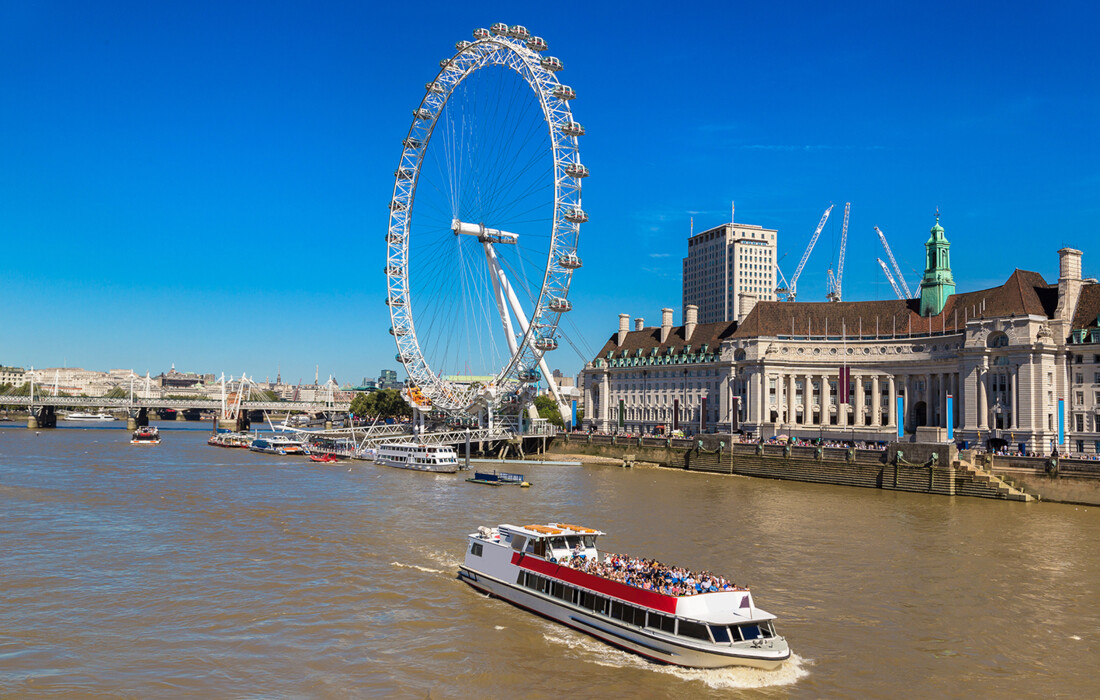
[1,424,1096,698]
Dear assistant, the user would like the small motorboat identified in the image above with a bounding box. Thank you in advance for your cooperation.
[465,470,530,487]
[131,426,161,445]
[309,453,341,463]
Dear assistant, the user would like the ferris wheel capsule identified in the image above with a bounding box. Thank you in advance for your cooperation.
[489,22,508,35]
[509,25,530,40]
[564,207,588,224]
[455,40,471,51]
[518,369,541,383]
[560,121,584,137]
[553,85,576,100]
[565,162,589,178]
[540,56,563,72]
[547,297,572,313]
[558,253,583,269]
[473,27,490,40]
[413,108,433,121]
[534,337,558,351]
[526,36,548,52]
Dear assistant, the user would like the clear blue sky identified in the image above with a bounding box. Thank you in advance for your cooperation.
[2,1,1097,384]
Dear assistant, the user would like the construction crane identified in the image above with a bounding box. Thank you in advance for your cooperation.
[874,226,913,298]
[825,202,850,302]
[877,258,906,299]
[774,204,834,301]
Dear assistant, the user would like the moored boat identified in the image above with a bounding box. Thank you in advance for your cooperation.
[250,435,309,455]
[375,442,459,473]
[466,470,530,487]
[458,522,790,669]
[66,412,117,421]
[309,453,341,463]
[208,432,253,448]
[130,426,160,444]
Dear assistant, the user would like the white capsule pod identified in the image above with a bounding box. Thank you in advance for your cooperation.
[510,25,529,40]
[473,27,490,40]
[526,36,547,52]
[490,22,508,35]
[426,81,443,93]
[534,337,558,351]
[455,40,471,51]
[560,121,584,137]
[564,207,588,223]
[565,162,589,178]
[547,297,572,313]
[540,56,563,72]
[394,167,414,180]
[413,108,433,120]
[558,253,583,269]
[553,85,576,100]
[384,264,402,276]
[389,327,408,336]
[518,369,541,383]
[403,137,422,149]
[389,201,406,212]
[385,296,406,306]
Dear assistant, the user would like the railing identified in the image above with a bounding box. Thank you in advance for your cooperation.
[0,395,350,412]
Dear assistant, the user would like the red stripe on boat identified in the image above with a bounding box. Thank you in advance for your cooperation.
[511,553,677,614]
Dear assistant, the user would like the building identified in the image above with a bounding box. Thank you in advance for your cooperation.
[682,212,778,324]
[0,365,25,387]
[584,216,1100,455]
[379,369,399,390]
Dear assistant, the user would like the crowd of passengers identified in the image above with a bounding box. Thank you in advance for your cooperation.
[555,549,742,596]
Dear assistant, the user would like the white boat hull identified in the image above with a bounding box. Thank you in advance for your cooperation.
[458,567,788,670]
[375,457,458,473]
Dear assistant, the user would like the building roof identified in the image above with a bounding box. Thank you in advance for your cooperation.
[731,269,1056,339]
[592,320,739,359]
[1071,282,1100,330]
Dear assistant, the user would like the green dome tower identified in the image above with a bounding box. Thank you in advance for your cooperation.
[919,211,955,317]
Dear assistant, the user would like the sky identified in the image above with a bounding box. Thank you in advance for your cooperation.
[1,1,1098,385]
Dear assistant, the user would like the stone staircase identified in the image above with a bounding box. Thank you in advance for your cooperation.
[955,462,1034,501]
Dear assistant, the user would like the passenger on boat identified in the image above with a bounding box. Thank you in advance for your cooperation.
[561,551,742,597]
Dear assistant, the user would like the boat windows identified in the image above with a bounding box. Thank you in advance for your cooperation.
[582,535,596,548]
[511,535,527,552]
[647,612,676,634]
[470,542,483,557]
[551,582,571,602]
[531,539,547,557]
[737,623,764,640]
[677,619,710,641]
[709,624,731,643]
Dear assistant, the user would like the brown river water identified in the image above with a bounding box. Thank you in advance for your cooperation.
[1,424,1097,698]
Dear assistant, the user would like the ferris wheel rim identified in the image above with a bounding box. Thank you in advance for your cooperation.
[384,29,584,416]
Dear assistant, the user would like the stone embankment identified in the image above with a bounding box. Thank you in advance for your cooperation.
[548,434,1046,502]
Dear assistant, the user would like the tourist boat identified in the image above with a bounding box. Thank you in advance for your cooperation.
[375,442,459,473]
[458,523,790,669]
[66,412,117,421]
[208,432,253,448]
[250,436,309,456]
[130,426,160,445]
[465,470,530,487]
[309,453,341,463]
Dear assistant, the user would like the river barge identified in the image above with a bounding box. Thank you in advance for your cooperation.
[458,522,790,669]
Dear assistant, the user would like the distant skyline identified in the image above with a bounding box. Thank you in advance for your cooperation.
[2,1,1098,383]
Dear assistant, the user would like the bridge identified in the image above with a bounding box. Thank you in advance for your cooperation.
[1,394,350,430]
[293,421,557,460]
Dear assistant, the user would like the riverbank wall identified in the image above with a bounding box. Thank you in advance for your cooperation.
[546,434,1061,503]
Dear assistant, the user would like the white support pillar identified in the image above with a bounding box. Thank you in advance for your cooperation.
[872,374,881,427]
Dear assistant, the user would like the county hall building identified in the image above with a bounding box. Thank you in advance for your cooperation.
[581,216,1100,455]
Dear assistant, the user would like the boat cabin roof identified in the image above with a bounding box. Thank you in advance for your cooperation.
[502,522,604,539]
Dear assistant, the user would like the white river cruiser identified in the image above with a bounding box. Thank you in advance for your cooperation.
[375,442,460,473]
[458,523,790,670]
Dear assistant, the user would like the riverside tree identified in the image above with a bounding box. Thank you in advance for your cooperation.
[349,389,412,420]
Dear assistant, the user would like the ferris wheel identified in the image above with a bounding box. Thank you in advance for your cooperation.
[385,24,586,421]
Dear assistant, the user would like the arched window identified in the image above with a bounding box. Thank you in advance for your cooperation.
[987,332,1009,348]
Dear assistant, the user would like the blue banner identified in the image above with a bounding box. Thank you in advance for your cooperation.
[947,394,954,441]
[571,399,577,431]
[897,396,905,438]
[1058,398,1065,446]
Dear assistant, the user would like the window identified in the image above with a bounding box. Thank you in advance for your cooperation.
[1076,374,1084,384]
[709,625,731,643]
[647,612,677,634]
[678,619,711,641]
[1076,414,1085,431]
[1077,392,1085,406]
[470,542,483,557]
[738,623,765,640]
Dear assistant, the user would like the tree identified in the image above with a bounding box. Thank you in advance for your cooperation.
[533,395,564,428]
[350,389,411,420]
[104,387,128,399]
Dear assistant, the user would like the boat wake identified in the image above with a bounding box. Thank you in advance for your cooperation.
[389,561,446,575]
[541,631,810,689]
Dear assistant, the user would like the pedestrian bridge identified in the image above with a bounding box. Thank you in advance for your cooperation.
[0,395,350,412]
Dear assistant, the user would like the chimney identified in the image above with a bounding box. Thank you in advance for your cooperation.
[617,313,630,347]
[634,318,644,331]
[660,308,674,343]
[684,304,698,342]
[738,293,758,322]
[1055,248,1085,324]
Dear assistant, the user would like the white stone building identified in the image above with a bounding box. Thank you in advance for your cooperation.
[584,218,1100,455]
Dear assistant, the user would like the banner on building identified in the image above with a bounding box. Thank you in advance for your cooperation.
[701,397,707,431]
[571,399,577,431]
[896,395,905,438]
[946,394,954,440]
[838,366,850,404]
[618,399,625,429]
[673,398,679,431]
[1058,398,1065,446]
